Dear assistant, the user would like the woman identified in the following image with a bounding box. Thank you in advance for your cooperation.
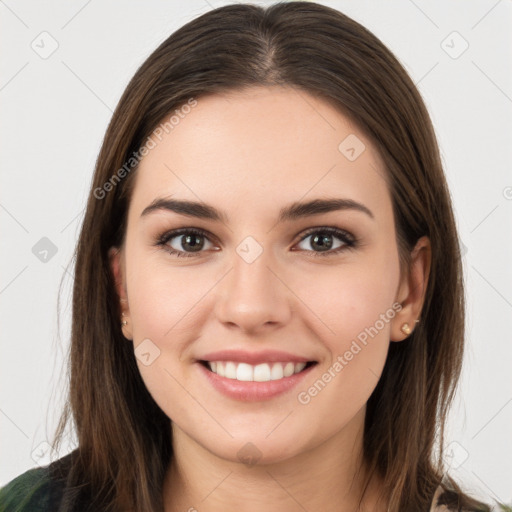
[0,2,505,511]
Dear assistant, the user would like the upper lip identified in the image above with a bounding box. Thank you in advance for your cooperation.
[198,349,316,365]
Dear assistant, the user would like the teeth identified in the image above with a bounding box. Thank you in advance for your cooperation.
[284,362,295,377]
[271,363,283,380]
[206,361,308,382]
[254,363,271,382]
[225,362,237,379]
[236,363,253,381]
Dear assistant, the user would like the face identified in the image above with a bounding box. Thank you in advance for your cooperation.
[110,86,423,465]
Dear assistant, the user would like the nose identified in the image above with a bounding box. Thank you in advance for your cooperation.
[214,245,292,335]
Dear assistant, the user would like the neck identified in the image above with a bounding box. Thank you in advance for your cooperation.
[163,408,386,512]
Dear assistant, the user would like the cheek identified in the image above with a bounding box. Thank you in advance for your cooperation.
[125,257,207,420]
[127,256,207,341]
[291,263,398,437]
[292,257,399,348]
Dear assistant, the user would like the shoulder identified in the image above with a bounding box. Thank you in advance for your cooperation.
[0,465,54,512]
[0,452,74,512]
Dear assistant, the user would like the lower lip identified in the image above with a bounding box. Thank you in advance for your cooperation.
[197,362,316,401]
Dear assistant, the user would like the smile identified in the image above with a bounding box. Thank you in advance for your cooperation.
[201,360,315,382]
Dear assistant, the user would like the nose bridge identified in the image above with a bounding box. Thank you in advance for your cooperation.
[214,236,291,331]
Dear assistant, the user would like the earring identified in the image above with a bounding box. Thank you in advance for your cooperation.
[400,323,412,335]
[121,312,128,327]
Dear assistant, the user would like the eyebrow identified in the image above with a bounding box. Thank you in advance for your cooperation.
[140,197,374,223]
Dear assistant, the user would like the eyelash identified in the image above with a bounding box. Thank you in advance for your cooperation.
[154,226,358,259]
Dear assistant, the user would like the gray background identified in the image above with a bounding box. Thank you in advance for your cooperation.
[1,0,511,506]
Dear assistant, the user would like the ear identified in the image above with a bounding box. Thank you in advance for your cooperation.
[390,236,431,342]
[108,246,132,340]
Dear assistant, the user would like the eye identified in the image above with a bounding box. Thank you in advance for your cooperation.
[293,227,357,258]
[155,226,357,259]
[156,227,216,258]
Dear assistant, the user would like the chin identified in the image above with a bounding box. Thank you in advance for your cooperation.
[204,432,310,468]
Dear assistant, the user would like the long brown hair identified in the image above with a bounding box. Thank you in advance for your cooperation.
[50,2,492,510]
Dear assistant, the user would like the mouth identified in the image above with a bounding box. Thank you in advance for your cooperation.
[199,360,318,382]
[195,349,319,401]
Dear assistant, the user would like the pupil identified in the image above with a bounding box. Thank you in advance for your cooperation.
[183,234,203,252]
[312,233,333,251]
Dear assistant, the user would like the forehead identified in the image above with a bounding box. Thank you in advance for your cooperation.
[129,86,391,224]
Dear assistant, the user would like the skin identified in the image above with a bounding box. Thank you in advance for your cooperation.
[109,85,431,512]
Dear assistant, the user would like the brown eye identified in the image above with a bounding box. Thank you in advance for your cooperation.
[170,233,207,253]
[294,227,356,257]
[156,226,357,259]
[157,228,214,258]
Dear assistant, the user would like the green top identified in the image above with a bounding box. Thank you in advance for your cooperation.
[0,465,57,512]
